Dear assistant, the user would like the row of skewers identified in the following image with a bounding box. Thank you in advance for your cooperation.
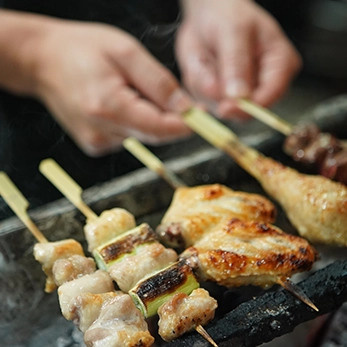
[1,100,347,346]
[0,168,218,347]
[0,153,320,346]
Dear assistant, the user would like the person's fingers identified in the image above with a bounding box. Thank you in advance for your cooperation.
[252,42,302,107]
[111,37,192,113]
[175,24,220,101]
[110,98,193,145]
[217,21,254,100]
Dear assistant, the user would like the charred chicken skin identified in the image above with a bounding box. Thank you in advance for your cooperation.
[181,218,318,288]
[157,184,276,250]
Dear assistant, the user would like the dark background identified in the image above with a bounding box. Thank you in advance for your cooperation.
[1,0,347,219]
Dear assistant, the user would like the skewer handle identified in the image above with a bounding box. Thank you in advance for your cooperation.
[39,159,98,221]
[123,137,187,189]
[0,172,48,243]
[237,98,293,136]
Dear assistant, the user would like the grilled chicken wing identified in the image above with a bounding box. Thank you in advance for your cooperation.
[251,155,347,246]
[181,218,318,288]
[157,184,276,249]
[158,288,217,341]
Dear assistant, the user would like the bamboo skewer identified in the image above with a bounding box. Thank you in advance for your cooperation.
[277,277,318,312]
[123,137,186,189]
[123,135,319,312]
[0,172,48,243]
[39,159,98,221]
[237,98,293,136]
[39,157,218,347]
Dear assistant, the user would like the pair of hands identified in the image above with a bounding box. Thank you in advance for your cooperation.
[28,0,301,156]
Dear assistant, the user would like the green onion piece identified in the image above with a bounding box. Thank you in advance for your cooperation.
[129,260,200,318]
[92,223,157,270]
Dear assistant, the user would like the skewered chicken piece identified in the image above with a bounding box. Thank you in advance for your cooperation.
[181,218,317,288]
[237,98,347,185]
[84,207,136,253]
[33,239,90,292]
[81,292,155,347]
[183,107,347,247]
[158,288,217,342]
[52,254,96,287]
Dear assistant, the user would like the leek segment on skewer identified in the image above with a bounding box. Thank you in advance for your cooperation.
[0,171,48,243]
[93,223,157,270]
[129,260,200,318]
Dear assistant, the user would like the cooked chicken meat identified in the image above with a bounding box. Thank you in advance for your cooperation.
[84,208,136,252]
[52,254,96,287]
[34,239,85,292]
[70,292,123,333]
[58,270,114,320]
[108,242,177,292]
[181,218,318,288]
[84,293,154,347]
[157,184,276,249]
[251,155,347,246]
[158,288,217,341]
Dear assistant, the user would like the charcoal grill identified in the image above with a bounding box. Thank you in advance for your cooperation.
[1,94,347,347]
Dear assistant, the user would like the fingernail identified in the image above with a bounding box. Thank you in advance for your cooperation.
[225,80,250,98]
[167,88,193,113]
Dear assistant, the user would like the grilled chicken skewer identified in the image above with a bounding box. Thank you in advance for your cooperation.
[0,172,154,347]
[122,138,319,312]
[39,159,219,346]
[237,98,347,185]
[182,107,347,248]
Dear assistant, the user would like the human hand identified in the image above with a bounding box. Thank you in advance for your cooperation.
[33,20,192,156]
[176,0,302,119]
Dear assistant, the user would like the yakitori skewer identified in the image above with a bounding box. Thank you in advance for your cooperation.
[39,159,219,347]
[122,137,319,312]
[182,107,347,248]
[0,172,48,243]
